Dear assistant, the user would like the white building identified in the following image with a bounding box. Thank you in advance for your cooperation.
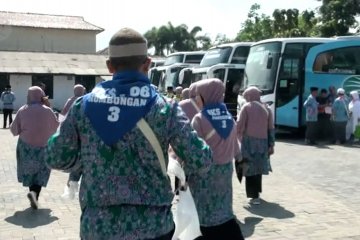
[0,11,111,110]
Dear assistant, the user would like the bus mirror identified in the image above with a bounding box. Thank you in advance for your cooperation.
[266,56,273,69]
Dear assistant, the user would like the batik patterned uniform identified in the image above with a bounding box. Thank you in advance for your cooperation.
[16,139,51,187]
[188,162,234,227]
[46,95,211,239]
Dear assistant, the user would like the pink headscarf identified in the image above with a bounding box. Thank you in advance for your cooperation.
[189,83,198,98]
[179,83,200,122]
[10,87,59,147]
[61,84,86,115]
[74,84,86,97]
[181,88,190,100]
[243,86,261,102]
[195,78,224,105]
[175,86,183,95]
[27,86,45,104]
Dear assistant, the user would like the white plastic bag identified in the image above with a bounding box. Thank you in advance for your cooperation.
[61,181,79,200]
[171,187,202,240]
[168,157,201,240]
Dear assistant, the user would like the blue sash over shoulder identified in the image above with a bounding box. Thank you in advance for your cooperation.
[83,71,158,145]
[202,103,234,139]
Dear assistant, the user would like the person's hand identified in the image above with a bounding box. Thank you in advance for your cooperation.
[268,146,274,155]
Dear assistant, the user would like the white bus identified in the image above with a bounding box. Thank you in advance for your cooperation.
[179,42,253,116]
[149,51,204,93]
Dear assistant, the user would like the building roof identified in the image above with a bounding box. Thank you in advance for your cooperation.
[97,47,109,55]
[0,51,110,75]
[0,11,103,32]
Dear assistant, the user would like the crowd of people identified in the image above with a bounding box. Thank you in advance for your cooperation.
[0,28,277,240]
[304,86,360,145]
[3,27,359,239]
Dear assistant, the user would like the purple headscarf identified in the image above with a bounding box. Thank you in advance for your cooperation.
[181,88,190,100]
[195,78,225,105]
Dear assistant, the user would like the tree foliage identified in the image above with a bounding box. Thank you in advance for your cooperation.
[145,1,360,55]
[317,0,360,37]
[236,4,319,41]
[144,22,211,56]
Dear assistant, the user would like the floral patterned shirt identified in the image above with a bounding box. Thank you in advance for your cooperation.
[45,96,212,239]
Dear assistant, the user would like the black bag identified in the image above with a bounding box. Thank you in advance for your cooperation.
[235,160,244,183]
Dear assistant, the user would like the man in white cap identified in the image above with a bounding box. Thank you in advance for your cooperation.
[331,88,349,144]
[46,28,212,240]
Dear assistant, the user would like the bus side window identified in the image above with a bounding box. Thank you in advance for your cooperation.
[313,47,360,74]
[313,52,333,72]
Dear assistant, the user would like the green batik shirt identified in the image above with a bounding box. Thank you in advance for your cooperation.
[45,96,212,239]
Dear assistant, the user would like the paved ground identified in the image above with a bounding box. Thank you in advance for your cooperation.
[1,116,360,239]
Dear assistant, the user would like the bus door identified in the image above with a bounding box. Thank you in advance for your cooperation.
[275,49,304,128]
[209,66,245,117]
[225,68,244,117]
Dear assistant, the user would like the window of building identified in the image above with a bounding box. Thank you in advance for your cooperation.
[75,75,96,93]
[32,74,54,98]
[313,47,360,74]
[0,74,10,93]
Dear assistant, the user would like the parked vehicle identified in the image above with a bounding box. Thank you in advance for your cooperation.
[179,42,253,116]
[149,51,204,93]
[238,37,360,130]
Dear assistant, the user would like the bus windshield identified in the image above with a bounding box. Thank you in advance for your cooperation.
[164,54,184,66]
[200,47,232,67]
[243,42,281,93]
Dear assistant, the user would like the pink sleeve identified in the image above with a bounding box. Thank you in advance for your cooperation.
[233,121,241,157]
[237,106,248,140]
[50,112,60,132]
[191,114,205,140]
[61,99,72,115]
[10,110,22,136]
[45,108,60,133]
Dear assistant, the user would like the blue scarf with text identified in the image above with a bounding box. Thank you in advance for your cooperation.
[83,71,158,145]
[202,103,234,139]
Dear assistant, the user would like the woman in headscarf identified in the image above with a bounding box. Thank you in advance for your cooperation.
[10,86,59,209]
[61,84,86,116]
[174,86,183,102]
[237,86,275,205]
[190,79,244,240]
[179,83,200,122]
[181,88,190,100]
[349,90,360,141]
[331,88,349,144]
[60,84,86,199]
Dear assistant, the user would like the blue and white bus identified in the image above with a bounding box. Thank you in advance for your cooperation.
[239,37,360,130]
[305,39,360,101]
[238,38,333,129]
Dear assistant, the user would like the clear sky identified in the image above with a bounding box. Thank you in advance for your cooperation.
[1,0,321,51]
